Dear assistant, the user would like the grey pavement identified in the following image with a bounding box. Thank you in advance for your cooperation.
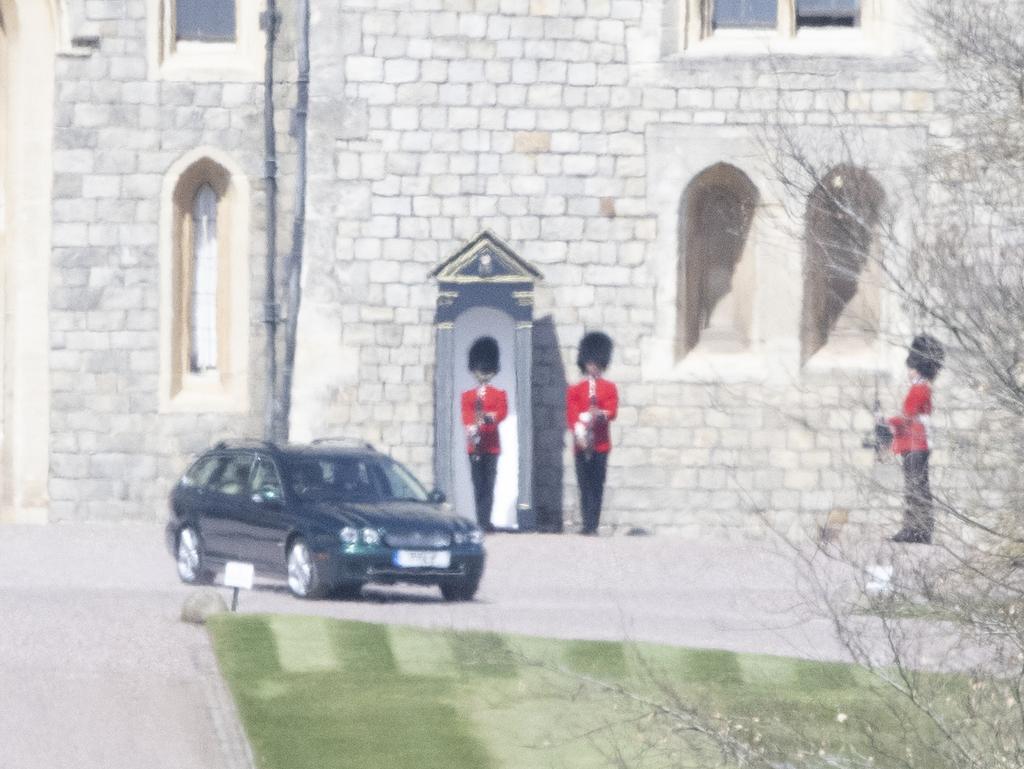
[0,522,851,769]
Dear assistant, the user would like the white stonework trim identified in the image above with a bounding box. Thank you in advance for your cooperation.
[45,0,70,51]
[159,147,250,414]
[0,0,55,523]
[146,0,265,82]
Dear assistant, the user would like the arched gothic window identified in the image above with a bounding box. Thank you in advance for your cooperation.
[160,150,250,411]
[677,163,759,358]
[801,165,884,362]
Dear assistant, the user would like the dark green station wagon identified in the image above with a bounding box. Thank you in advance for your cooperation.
[165,440,486,601]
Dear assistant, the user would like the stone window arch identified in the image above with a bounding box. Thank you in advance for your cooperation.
[801,165,884,362]
[677,163,759,358]
[160,149,250,412]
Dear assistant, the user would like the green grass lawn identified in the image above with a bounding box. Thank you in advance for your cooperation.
[208,614,942,769]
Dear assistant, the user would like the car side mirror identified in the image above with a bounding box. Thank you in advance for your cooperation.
[427,489,446,504]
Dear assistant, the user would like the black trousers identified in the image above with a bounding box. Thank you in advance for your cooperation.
[470,453,498,530]
[575,452,608,533]
[902,450,933,538]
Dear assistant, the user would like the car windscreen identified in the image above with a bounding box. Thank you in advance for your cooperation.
[376,457,429,503]
[284,456,429,504]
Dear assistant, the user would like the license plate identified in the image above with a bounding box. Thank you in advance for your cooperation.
[393,549,451,568]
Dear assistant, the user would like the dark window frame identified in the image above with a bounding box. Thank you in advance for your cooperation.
[795,0,859,28]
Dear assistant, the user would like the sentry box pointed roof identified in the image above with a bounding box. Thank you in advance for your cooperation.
[430,230,543,284]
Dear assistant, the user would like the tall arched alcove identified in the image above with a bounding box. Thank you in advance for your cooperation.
[801,165,885,362]
[677,162,759,359]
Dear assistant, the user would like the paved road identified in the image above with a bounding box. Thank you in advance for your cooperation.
[238,530,849,661]
[0,522,849,769]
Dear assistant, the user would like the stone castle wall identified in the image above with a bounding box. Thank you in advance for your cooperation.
[289,0,951,535]
[48,0,301,520]
[46,0,976,537]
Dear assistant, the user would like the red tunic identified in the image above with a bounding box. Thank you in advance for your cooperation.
[460,385,508,455]
[566,378,618,454]
[889,380,932,454]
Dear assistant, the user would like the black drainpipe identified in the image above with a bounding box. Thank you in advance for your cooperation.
[261,0,280,442]
[279,0,310,442]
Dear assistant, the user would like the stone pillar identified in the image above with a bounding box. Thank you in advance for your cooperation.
[0,0,55,523]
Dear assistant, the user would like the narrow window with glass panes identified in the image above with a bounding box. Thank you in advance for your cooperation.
[190,183,219,373]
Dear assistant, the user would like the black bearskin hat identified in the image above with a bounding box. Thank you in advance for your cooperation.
[577,331,613,373]
[906,334,944,381]
[468,336,500,374]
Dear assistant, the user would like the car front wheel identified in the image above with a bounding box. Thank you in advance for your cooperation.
[286,538,326,599]
[176,526,212,585]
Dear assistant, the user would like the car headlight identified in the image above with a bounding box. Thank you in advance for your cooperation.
[361,527,381,546]
[454,529,484,545]
[339,526,359,544]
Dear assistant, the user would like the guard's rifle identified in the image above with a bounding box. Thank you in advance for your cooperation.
[862,374,893,460]
[470,387,485,453]
[584,376,598,459]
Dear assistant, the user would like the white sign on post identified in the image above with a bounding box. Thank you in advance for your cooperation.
[224,561,255,589]
[224,561,255,611]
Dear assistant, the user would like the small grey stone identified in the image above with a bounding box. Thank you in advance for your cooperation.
[180,589,229,625]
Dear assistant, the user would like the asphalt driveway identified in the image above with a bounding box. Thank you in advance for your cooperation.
[0,522,847,769]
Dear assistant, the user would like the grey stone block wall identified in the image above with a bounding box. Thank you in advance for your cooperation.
[49,0,300,521]
[294,0,952,534]
[46,0,991,537]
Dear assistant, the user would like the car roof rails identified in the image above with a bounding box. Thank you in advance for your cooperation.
[309,437,376,451]
[213,439,279,451]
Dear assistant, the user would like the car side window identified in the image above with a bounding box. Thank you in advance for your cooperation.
[209,452,254,497]
[250,456,284,500]
[182,455,225,488]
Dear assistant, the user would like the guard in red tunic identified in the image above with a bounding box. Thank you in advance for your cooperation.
[567,332,618,535]
[885,334,944,544]
[461,337,508,532]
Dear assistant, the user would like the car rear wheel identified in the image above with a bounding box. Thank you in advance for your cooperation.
[286,538,326,599]
[440,575,480,602]
[176,526,212,585]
